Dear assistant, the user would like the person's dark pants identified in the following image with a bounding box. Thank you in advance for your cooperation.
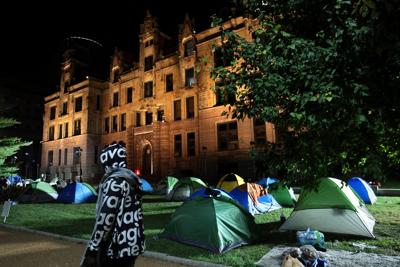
[102,256,137,267]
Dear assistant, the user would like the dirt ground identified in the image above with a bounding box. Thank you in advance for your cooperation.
[0,227,191,267]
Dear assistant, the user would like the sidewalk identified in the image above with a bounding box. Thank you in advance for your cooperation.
[0,224,228,267]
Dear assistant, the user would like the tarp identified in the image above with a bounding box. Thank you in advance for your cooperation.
[280,177,375,238]
[216,173,246,192]
[18,181,58,203]
[229,183,281,215]
[348,177,377,204]
[57,182,97,204]
[162,193,257,253]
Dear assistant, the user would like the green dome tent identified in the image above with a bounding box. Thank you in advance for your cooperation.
[155,176,180,195]
[268,182,297,207]
[162,193,257,253]
[18,181,58,203]
[280,177,375,238]
[166,177,207,201]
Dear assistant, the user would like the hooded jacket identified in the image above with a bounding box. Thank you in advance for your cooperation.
[86,168,145,259]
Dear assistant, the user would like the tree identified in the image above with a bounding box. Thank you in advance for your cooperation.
[211,0,400,187]
[0,117,32,177]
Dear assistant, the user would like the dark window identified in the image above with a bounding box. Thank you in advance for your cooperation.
[73,147,81,164]
[184,39,195,57]
[58,149,62,166]
[157,110,164,122]
[61,102,68,115]
[104,117,109,134]
[174,99,181,121]
[64,123,69,138]
[48,150,53,166]
[74,119,81,135]
[113,69,119,83]
[254,119,266,145]
[121,113,126,131]
[75,96,82,112]
[144,81,153,98]
[94,146,98,164]
[214,46,234,67]
[64,148,68,165]
[186,96,195,118]
[136,112,141,127]
[166,74,173,92]
[112,92,119,107]
[185,68,195,87]
[112,115,118,132]
[145,112,153,125]
[48,126,54,141]
[58,124,63,139]
[145,39,153,47]
[215,81,235,106]
[96,95,101,110]
[127,87,133,103]
[50,106,56,120]
[144,56,153,71]
[217,121,238,151]
[64,81,69,93]
[187,132,196,156]
[174,134,182,157]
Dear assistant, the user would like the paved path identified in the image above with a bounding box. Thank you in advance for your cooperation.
[0,226,221,267]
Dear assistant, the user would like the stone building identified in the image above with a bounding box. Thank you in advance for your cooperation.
[41,12,278,184]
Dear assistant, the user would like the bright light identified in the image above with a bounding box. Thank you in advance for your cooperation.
[134,169,141,176]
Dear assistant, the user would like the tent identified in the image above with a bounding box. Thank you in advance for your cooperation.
[229,183,281,215]
[6,175,23,185]
[280,177,375,238]
[166,177,207,201]
[57,182,97,204]
[216,173,246,192]
[268,182,297,207]
[138,177,153,193]
[189,187,232,200]
[18,181,59,203]
[162,193,257,253]
[348,177,377,204]
[257,178,296,207]
[155,176,180,195]
[257,177,279,188]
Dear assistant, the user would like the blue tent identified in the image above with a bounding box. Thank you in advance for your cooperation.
[256,177,279,188]
[348,177,377,204]
[6,175,23,185]
[139,178,153,193]
[229,183,281,215]
[57,182,97,204]
[189,187,232,200]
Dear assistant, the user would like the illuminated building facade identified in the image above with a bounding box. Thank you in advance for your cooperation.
[41,13,278,183]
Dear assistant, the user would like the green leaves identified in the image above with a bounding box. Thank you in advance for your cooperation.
[211,0,400,186]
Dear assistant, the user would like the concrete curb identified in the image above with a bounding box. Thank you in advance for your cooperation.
[0,223,230,267]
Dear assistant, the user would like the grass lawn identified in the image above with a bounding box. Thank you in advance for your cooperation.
[1,195,400,266]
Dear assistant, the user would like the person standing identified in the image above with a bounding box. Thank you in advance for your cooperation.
[80,141,145,267]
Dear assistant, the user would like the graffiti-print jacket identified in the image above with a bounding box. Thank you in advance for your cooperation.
[86,168,145,259]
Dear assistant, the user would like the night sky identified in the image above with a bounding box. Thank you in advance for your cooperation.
[0,0,233,96]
